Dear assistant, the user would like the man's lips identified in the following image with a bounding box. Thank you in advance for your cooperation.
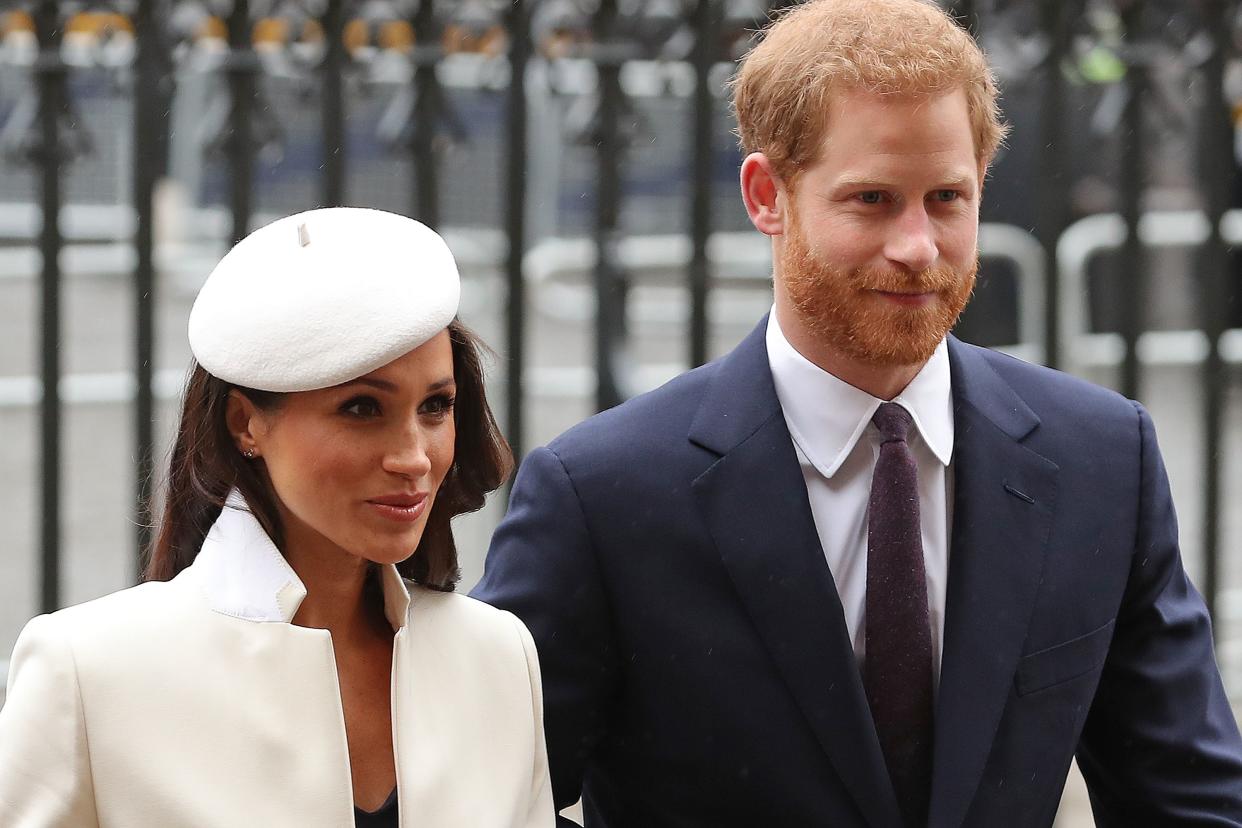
[366,493,429,522]
[870,289,937,306]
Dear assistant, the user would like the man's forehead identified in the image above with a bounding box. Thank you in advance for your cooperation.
[810,89,979,170]
[822,87,971,133]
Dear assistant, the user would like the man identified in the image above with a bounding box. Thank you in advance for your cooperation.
[474,0,1242,825]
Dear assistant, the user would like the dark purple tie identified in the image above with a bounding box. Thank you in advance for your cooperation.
[865,402,933,826]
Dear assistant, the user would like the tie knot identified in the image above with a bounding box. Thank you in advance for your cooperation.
[872,402,914,444]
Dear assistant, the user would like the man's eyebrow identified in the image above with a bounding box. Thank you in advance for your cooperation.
[832,176,892,190]
[832,174,977,190]
[933,175,977,189]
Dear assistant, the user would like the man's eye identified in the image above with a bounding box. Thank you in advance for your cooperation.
[931,190,959,202]
[341,397,381,417]
[858,191,885,204]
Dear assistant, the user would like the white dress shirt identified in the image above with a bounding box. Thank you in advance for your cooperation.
[766,311,954,681]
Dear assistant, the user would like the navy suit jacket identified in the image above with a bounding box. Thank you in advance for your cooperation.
[474,319,1242,827]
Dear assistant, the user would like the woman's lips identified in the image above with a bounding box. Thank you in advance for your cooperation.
[367,494,429,523]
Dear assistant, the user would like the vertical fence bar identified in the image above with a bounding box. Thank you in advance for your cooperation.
[133,0,160,576]
[33,0,65,613]
[1036,0,1070,370]
[688,0,717,369]
[591,0,628,411]
[505,0,531,461]
[1196,0,1232,635]
[227,0,255,244]
[320,0,347,207]
[412,0,441,228]
[1117,4,1146,401]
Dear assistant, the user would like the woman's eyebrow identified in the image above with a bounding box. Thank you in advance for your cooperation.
[344,377,398,392]
[343,376,455,393]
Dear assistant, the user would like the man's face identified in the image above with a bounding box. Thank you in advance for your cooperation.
[776,87,982,367]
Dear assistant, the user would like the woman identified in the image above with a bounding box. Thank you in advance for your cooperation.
[0,208,554,826]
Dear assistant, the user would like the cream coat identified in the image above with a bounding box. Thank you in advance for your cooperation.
[0,496,554,827]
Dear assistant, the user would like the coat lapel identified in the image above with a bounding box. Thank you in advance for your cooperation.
[689,318,903,828]
[928,339,1059,828]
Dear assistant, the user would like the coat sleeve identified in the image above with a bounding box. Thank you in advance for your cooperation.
[472,445,620,815]
[0,614,101,827]
[1076,402,1242,823]
[510,612,556,827]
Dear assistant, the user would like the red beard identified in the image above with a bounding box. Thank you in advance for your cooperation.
[780,217,977,367]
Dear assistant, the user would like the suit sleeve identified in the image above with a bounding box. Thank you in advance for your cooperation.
[472,445,620,815]
[0,614,101,827]
[1076,402,1242,824]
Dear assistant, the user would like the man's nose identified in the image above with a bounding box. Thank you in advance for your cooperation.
[884,206,938,273]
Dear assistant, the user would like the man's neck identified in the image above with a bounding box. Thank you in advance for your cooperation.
[772,302,926,401]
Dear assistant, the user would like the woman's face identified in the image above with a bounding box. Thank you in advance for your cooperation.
[232,331,456,566]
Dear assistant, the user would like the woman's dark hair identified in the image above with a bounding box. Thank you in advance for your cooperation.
[143,319,512,591]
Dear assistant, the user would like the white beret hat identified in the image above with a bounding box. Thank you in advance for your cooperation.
[188,207,460,392]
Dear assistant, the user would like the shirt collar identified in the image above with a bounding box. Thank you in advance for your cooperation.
[765,310,954,478]
[192,489,412,631]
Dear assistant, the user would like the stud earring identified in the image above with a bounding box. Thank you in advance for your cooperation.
[243,448,255,459]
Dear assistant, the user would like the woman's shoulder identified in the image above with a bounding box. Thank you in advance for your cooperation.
[399,585,542,713]
[16,575,197,652]
[404,584,535,656]
[405,583,524,628]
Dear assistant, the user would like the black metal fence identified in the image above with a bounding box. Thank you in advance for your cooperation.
[1,0,1239,639]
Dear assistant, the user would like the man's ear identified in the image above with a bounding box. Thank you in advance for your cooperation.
[225,389,264,458]
[740,152,787,237]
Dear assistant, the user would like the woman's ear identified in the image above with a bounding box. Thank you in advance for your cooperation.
[740,152,788,237]
[225,389,263,459]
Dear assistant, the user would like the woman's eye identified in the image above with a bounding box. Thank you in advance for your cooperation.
[341,397,381,418]
[420,394,456,419]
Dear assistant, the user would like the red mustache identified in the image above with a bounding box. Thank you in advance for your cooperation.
[848,265,965,294]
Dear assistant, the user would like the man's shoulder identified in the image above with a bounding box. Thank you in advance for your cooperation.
[547,358,722,460]
[955,340,1137,421]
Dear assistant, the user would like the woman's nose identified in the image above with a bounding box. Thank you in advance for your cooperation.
[382,429,433,478]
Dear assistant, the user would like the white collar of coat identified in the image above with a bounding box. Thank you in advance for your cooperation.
[192,488,412,631]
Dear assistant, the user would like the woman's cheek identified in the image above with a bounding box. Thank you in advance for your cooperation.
[308,428,365,477]
[434,424,456,484]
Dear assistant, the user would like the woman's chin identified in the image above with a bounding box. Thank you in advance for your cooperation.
[361,542,421,568]
[338,528,422,568]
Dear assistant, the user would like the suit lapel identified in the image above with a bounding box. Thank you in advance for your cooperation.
[928,340,1059,828]
[689,318,903,828]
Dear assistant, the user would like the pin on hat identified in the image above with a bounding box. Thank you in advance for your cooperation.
[188,207,460,393]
